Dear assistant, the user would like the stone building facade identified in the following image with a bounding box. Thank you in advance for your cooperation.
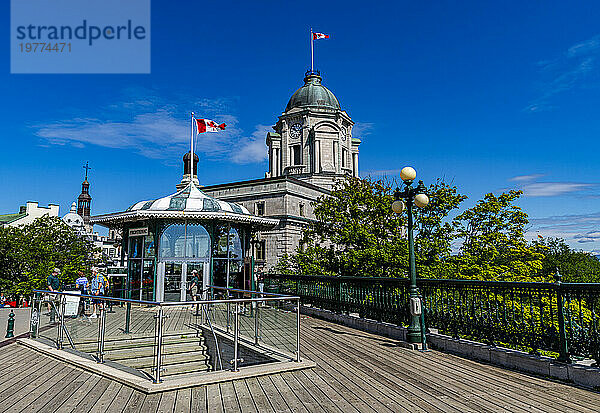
[0,201,59,228]
[202,70,361,270]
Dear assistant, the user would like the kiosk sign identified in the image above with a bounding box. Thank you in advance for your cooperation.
[129,227,149,237]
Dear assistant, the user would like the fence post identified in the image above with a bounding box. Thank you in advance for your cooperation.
[296,298,301,362]
[153,307,164,383]
[254,300,260,345]
[418,291,428,351]
[233,302,239,372]
[555,270,571,363]
[124,302,131,334]
[97,306,106,363]
[57,295,65,349]
[5,310,15,338]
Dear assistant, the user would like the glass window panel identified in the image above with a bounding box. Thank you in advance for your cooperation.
[214,227,242,259]
[186,225,211,259]
[144,235,155,258]
[159,223,210,260]
[129,237,143,258]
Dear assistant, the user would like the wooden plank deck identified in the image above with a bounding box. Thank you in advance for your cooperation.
[3,314,600,412]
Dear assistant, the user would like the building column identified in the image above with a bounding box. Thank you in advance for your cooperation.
[353,153,359,177]
[314,140,321,173]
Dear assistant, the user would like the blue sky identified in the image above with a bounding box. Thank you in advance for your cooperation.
[2,1,599,253]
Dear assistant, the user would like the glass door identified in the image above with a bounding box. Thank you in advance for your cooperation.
[129,260,142,300]
[142,260,154,301]
[164,262,182,302]
[185,262,205,301]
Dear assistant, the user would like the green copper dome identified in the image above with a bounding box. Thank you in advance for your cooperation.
[286,71,341,112]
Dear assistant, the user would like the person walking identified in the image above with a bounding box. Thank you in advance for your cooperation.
[90,268,105,319]
[189,269,200,314]
[47,268,61,317]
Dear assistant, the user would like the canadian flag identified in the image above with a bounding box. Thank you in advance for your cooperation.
[195,118,227,133]
[313,32,329,40]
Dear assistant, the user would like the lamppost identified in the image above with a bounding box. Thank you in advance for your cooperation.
[392,166,429,344]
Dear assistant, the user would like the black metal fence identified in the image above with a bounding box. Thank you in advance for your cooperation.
[264,274,600,363]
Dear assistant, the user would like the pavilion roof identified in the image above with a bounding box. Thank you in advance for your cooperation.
[90,182,278,229]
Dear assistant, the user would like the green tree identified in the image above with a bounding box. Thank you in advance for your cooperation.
[0,216,97,295]
[274,177,466,278]
[452,190,546,281]
[0,225,26,293]
[412,179,467,276]
[534,237,600,282]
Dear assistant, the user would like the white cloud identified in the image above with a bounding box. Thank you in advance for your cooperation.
[509,173,545,182]
[352,122,374,137]
[230,125,271,164]
[521,182,593,197]
[527,212,600,252]
[33,88,268,164]
[525,34,600,112]
[508,174,596,197]
[574,231,600,244]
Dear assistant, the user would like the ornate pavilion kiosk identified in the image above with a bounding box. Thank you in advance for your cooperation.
[91,153,278,302]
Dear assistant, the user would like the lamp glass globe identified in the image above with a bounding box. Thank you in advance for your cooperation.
[400,167,417,182]
[391,200,405,214]
[414,193,429,208]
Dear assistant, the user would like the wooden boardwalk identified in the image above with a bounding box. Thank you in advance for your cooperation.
[3,314,600,412]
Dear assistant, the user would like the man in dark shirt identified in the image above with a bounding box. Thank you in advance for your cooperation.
[47,268,60,292]
[47,268,60,319]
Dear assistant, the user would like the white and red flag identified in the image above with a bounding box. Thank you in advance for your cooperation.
[195,118,227,133]
[313,32,329,40]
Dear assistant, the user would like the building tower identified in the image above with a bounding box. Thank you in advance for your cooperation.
[266,70,360,190]
[77,162,92,232]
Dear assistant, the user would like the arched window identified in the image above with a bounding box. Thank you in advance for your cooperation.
[159,223,211,260]
[215,227,242,260]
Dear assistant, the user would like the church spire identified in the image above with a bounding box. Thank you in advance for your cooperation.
[77,162,92,232]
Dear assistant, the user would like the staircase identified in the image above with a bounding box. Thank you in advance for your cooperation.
[75,332,212,378]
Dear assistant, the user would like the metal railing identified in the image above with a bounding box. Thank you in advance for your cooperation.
[30,286,301,383]
[264,273,600,364]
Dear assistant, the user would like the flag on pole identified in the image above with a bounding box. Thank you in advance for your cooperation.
[195,118,227,134]
[313,32,329,40]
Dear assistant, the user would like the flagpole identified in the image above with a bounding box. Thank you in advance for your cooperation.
[190,112,195,184]
[310,28,314,72]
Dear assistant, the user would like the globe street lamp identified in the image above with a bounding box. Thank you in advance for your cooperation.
[392,166,429,344]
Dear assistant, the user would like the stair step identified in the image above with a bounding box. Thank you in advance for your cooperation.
[71,330,201,345]
[117,351,209,369]
[142,360,212,377]
[76,335,204,352]
[106,342,208,360]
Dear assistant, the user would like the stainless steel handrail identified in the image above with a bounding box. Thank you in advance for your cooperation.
[48,299,75,349]
[208,285,291,298]
[201,304,223,371]
[32,286,303,381]
[34,290,160,306]
[33,289,300,306]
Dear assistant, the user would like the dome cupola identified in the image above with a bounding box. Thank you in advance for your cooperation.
[285,70,341,112]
